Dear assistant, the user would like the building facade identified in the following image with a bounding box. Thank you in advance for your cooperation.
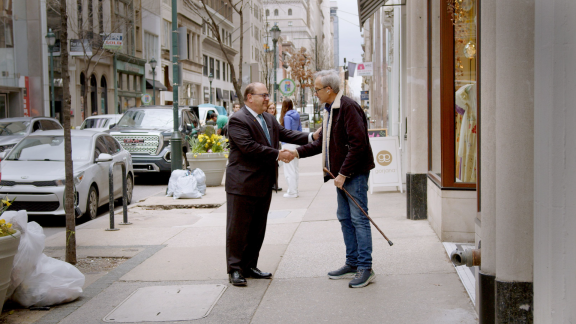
[359,0,576,322]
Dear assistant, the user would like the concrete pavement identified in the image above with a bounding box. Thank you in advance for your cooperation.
[21,154,477,323]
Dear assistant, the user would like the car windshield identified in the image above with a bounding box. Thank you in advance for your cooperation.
[0,121,29,136]
[116,109,175,129]
[5,136,92,161]
[81,118,109,129]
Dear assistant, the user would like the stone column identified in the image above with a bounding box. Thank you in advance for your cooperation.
[494,0,534,322]
[478,0,497,321]
[405,0,428,219]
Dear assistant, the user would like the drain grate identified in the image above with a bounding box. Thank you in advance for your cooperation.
[140,204,223,210]
[104,284,226,322]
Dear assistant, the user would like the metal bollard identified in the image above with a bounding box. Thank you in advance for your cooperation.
[106,161,131,231]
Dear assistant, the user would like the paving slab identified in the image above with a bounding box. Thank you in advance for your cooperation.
[56,280,270,324]
[251,274,477,324]
[164,223,299,247]
[44,227,185,247]
[120,244,287,281]
[103,284,227,322]
[274,219,453,279]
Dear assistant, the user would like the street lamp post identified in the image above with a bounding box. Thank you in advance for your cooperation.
[208,73,214,104]
[150,57,157,105]
[45,29,56,118]
[170,0,182,171]
[270,25,281,104]
[343,57,348,97]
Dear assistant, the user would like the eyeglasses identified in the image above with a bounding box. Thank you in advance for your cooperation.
[314,86,329,94]
[251,93,270,99]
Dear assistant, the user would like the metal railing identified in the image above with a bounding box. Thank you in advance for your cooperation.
[106,161,131,231]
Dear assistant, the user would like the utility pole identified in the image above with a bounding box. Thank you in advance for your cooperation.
[270,25,281,104]
[343,57,348,96]
[170,0,182,171]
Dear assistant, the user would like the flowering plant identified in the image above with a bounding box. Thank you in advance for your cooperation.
[0,196,16,237]
[189,133,229,158]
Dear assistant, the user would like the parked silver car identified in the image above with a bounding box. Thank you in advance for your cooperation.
[0,130,134,219]
[0,117,63,153]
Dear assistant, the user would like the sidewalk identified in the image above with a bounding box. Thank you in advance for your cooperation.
[7,155,477,323]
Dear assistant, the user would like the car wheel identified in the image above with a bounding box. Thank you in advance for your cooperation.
[84,185,99,220]
[125,174,133,205]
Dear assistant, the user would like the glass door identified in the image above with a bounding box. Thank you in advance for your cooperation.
[0,94,7,118]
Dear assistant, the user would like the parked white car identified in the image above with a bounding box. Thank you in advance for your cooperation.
[79,114,123,132]
[0,130,134,220]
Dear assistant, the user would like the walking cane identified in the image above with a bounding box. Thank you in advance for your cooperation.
[323,167,393,246]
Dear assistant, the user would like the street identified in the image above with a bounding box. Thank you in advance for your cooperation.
[31,174,169,239]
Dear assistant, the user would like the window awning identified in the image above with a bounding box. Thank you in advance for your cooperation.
[146,79,168,91]
[216,88,223,100]
[357,0,406,29]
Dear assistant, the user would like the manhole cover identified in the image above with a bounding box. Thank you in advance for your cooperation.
[103,284,226,322]
[267,211,290,219]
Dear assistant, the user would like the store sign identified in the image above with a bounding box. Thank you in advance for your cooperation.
[361,91,369,100]
[278,78,296,96]
[70,39,92,56]
[369,136,403,193]
[356,62,373,76]
[103,33,123,51]
[116,61,144,75]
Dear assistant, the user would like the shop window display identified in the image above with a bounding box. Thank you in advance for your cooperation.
[427,0,479,189]
[453,1,477,183]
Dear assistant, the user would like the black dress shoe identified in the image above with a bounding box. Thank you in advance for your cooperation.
[272,185,282,191]
[228,271,247,286]
[247,268,272,279]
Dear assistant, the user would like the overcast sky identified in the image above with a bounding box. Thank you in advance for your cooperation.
[336,0,363,98]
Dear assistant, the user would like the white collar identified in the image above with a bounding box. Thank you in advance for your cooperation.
[244,105,260,118]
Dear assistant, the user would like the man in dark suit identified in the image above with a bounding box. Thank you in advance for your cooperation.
[225,82,312,286]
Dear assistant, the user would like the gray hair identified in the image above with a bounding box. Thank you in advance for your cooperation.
[314,70,341,93]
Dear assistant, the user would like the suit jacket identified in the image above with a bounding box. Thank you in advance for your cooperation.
[225,106,310,197]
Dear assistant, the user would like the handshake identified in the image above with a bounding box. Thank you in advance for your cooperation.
[279,149,298,163]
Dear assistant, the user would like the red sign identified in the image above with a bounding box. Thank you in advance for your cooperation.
[23,76,30,117]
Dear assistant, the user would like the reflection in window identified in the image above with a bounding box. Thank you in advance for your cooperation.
[454,0,477,183]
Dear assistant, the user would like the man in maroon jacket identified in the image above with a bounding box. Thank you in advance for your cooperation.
[288,70,376,288]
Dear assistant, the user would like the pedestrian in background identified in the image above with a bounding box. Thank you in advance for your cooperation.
[279,99,301,198]
[267,102,282,191]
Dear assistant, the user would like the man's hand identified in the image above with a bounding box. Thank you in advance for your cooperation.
[279,150,295,163]
[334,174,346,190]
[313,126,322,141]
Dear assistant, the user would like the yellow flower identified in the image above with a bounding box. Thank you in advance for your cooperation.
[217,142,221,146]
[224,154,229,158]
[2,199,11,207]
[6,223,11,229]
[205,144,209,148]
[194,154,197,158]
[225,139,229,142]
[0,219,5,225]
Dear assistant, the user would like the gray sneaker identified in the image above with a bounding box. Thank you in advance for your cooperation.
[328,264,357,279]
[348,269,376,288]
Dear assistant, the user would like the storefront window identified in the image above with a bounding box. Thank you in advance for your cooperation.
[453,2,477,183]
[428,0,479,189]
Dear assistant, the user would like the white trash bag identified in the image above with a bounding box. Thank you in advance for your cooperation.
[173,174,202,199]
[0,211,45,301]
[192,168,207,196]
[11,254,85,307]
[166,169,190,197]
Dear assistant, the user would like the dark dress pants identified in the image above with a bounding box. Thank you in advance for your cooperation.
[226,191,273,274]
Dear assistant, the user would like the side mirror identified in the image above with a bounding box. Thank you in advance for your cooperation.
[95,153,113,163]
[109,123,116,129]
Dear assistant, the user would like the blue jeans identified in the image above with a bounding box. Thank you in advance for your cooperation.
[336,172,372,270]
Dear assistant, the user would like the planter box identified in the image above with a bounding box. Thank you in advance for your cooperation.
[186,152,227,187]
[0,230,21,311]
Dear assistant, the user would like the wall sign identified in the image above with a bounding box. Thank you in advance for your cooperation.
[369,136,403,193]
[356,62,373,76]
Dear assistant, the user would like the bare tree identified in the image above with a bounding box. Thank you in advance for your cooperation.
[59,0,76,265]
[315,41,334,71]
[286,47,314,109]
[184,0,246,103]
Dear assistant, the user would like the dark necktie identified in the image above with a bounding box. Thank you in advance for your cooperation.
[257,114,271,145]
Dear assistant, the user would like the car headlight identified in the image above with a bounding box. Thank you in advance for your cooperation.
[55,172,85,186]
